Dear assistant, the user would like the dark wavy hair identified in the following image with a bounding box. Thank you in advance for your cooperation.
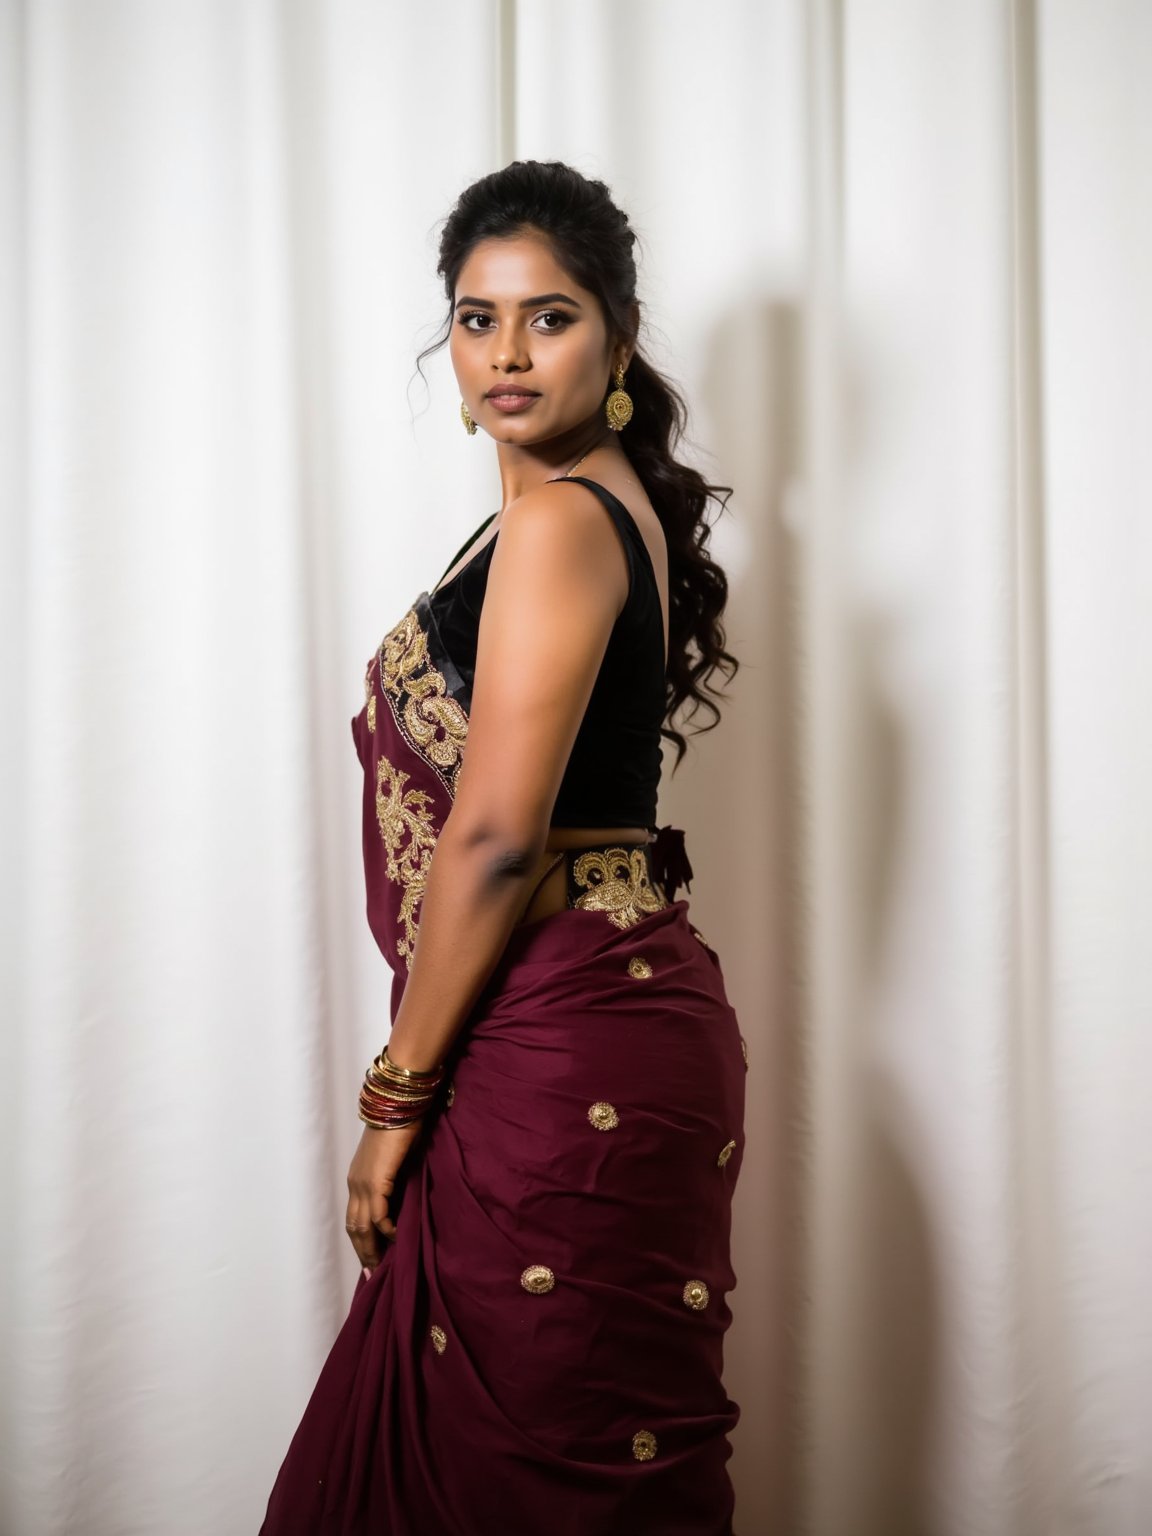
[415,159,739,770]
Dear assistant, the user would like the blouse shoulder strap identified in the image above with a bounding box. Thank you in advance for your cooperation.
[546,476,652,595]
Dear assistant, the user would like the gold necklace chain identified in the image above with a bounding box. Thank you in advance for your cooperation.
[481,433,611,534]
[560,430,610,479]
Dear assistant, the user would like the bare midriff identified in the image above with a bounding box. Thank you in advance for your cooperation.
[515,825,653,927]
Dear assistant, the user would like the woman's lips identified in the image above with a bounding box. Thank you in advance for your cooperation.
[485,391,540,413]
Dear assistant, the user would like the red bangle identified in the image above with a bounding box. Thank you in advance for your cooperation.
[359,1087,434,1113]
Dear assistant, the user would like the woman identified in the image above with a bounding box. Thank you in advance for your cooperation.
[259,160,746,1536]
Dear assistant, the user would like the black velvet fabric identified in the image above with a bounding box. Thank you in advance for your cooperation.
[427,476,665,830]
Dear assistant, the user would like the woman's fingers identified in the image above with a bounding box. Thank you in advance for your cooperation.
[346,1121,424,1271]
[344,1208,379,1272]
[370,1184,396,1242]
[346,1172,397,1271]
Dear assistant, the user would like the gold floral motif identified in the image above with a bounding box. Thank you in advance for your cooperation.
[520,1264,556,1295]
[587,1101,619,1131]
[626,955,653,979]
[571,846,667,931]
[375,755,438,968]
[429,1324,447,1355]
[366,694,377,732]
[377,608,468,791]
[631,1429,658,1462]
[683,1279,710,1311]
[717,1139,737,1168]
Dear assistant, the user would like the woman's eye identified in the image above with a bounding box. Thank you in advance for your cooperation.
[456,309,572,332]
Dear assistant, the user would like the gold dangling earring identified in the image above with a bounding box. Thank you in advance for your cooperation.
[604,362,633,432]
[460,400,477,436]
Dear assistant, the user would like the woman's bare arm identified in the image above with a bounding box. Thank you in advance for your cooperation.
[382,480,630,1072]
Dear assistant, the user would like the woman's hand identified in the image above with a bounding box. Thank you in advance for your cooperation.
[345,1118,425,1274]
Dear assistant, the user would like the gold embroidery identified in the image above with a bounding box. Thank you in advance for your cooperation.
[626,955,653,979]
[683,1279,710,1311]
[571,847,667,931]
[430,1324,447,1355]
[367,694,377,732]
[520,1264,556,1294]
[377,608,468,791]
[375,755,438,968]
[717,1139,736,1167]
[631,1429,658,1461]
[446,1081,455,1107]
[691,926,709,948]
[588,1101,619,1131]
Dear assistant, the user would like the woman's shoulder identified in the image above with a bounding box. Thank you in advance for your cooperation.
[499,476,633,562]
[516,464,660,540]
[481,480,632,626]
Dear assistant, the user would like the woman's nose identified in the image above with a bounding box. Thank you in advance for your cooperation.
[491,336,530,372]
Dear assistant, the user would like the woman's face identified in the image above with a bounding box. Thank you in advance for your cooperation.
[449,230,625,447]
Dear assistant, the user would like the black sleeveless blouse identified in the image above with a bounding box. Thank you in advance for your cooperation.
[426,476,665,830]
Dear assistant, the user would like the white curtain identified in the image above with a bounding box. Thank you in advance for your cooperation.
[2,3,1148,1533]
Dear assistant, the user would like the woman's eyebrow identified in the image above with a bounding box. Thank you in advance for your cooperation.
[454,292,583,310]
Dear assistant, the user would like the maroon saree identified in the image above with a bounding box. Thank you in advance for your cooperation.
[258,588,747,1536]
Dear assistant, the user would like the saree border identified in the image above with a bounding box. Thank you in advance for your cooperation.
[375,591,471,800]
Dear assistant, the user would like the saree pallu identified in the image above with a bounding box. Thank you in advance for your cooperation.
[259,592,747,1536]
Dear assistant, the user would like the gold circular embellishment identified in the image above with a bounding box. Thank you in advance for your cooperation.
[717,1139,737,1167]
[445,1081,455,1107]
[430,1324,447,1354]
[683,1279,710,1311]
[631,1429,658,1462]
[520,1264,556,1295]
[588,1101,620,1131]
[627,955,653,979]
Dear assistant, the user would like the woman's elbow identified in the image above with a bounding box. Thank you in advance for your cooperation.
[439,809,547,880]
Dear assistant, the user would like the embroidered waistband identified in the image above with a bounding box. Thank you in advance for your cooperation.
[559,840,671,931]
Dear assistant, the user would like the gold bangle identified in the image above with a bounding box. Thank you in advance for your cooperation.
[363,1073,437,1100]
[358,1113,424,1130]
[372,1064,441,1088]
[377,1046,443,1080]
[365,1077,439,1099]
[368,1061,440,1087]
[370,1082,439,1100]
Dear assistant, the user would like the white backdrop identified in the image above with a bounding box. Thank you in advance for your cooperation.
[2,3,1149,1534]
